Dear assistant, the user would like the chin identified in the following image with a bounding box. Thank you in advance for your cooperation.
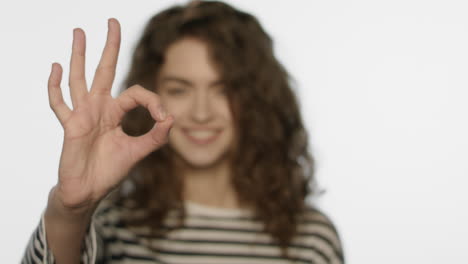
[173,149,230,169]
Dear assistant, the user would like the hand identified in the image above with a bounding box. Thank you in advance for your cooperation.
[47,18,173,211]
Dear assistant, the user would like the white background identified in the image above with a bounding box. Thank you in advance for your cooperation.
[1,0,467,263]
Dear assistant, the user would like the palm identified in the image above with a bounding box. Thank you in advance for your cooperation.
[48,19,173,209]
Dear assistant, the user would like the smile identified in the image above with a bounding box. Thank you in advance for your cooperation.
[183,129,222,145]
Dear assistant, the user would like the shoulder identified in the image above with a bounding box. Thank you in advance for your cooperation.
[295,204,345,264]
[299,205,341,236]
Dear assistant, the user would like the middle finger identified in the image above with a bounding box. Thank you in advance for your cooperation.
[69,28,88,108]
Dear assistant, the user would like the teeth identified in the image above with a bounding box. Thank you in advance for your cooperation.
[186,130,217,139]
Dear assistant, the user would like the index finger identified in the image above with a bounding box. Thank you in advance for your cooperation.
[90,18,121,94]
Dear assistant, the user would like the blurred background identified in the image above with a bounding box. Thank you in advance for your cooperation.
[1,0,467,263]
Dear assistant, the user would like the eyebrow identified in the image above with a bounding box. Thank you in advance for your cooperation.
[160,75,224,87]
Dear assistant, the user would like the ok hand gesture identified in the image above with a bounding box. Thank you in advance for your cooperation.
[47,18,173,211]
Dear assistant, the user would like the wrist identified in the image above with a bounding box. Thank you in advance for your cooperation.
[46,186,97,223]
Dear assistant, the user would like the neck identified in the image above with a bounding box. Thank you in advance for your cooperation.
[175,157,241,209]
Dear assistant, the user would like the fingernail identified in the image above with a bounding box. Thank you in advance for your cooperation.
[108,18,114,30]
[158,106,167,120]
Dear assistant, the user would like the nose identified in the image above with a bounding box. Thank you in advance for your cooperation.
[190,88,213,123]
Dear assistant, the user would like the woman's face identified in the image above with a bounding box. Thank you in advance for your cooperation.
[156,37,234,169]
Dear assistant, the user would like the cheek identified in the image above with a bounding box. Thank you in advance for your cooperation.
[212,98,232,121]
[223,110,235,128]
[161,98,188,122]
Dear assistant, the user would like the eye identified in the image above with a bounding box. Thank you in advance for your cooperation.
[166,87,186,96]
[213,85,227,96]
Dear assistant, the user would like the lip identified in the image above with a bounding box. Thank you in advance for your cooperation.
[182,129,222,145]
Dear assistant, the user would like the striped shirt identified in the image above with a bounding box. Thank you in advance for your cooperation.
[22,199,344,264]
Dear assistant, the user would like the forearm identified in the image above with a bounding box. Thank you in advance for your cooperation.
[44,186,97,264]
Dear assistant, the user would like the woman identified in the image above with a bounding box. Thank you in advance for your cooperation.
[22,1,344,263]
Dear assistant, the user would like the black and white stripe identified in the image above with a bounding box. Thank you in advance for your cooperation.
[22,200,344,264]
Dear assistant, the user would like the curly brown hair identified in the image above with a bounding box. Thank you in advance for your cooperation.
[113,0,317,259]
